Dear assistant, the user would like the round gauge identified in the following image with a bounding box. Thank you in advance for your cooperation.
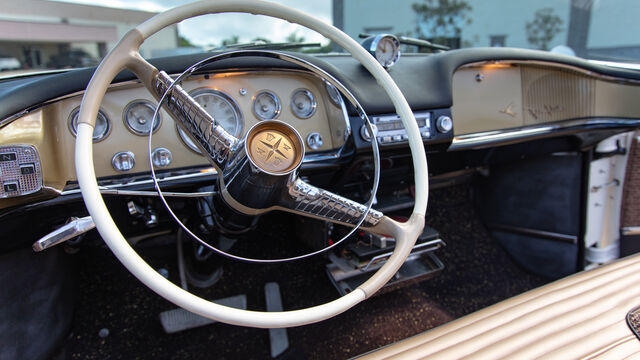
[68,107,111,142]
[123,100,161,135]
[191,88,243,137]
[252,91,281,120]
[365,34,401,69]
[290,89,317,119]
[325,81,342,106]
[177,126,202,154]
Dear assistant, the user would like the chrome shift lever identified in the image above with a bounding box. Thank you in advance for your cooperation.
[32,216,95,252]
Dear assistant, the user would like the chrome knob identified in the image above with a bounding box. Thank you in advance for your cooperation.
[112,151,135,172]
[306,132,324,150]
[436,115,453,133]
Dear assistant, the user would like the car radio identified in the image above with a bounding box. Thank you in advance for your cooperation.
[359,111,452,145]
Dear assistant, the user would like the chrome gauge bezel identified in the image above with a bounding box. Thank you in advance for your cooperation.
[176,125,203,155]
[252,90,281,120]
[189,87,244,137]
[290,88,317,119]
[122,100,162,136]
[325,81,343,106]
[68,106,111,142]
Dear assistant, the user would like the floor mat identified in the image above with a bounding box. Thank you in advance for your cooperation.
[59,185,548,359]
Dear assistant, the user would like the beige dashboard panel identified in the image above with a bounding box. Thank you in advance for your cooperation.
[0,69,348,209]
[48,70,345,180]
[451,64,524,135]
[452,62,640,136]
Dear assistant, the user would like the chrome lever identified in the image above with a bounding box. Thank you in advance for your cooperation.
[32,216,95,252]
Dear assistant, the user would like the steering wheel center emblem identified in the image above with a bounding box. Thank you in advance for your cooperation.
[246,122,303,174]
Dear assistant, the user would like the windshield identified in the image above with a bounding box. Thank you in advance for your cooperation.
[1,0,637,77]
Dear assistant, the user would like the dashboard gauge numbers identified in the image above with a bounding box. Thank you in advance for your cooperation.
[191,88,243,137]
[123,100,161,135]
[290,89,316,119]
[362,34,401,69]
[253,91,281,120]
[69,107,111,142]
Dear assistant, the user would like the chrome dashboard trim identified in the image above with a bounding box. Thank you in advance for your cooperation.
[460,60,640,85]
[450,118,640,151]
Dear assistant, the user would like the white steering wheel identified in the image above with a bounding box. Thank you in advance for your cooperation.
[75,0,428,328]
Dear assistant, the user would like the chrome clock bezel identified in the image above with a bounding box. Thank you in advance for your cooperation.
[365,34,401,69]
[252,90,281,121]
[290,88,317,119]
[122,100,162,136]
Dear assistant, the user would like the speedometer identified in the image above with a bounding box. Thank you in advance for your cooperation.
[190,88,243,137]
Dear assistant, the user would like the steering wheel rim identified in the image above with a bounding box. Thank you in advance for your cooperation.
[75,0,428,328]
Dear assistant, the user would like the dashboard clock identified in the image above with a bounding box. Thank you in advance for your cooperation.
[361,34,401,69]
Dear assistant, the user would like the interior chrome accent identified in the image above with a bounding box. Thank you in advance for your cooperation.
[290,88,316,119]
[306,132,323,150]
[153,71,238,170]
[68,106,111,142]
[189,87,243,137]
[32,216,95,252]
[123,100,162,136]
[111,151,135,172]
[0,145,43,198]
[450,118,640,151]
[622,227,640,236]
[151,147,172,167]
[252,90,281,121]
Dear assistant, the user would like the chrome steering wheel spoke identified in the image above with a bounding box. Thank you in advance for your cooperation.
[282,177,383,231]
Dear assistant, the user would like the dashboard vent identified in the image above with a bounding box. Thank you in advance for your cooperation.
[521,66,596,124]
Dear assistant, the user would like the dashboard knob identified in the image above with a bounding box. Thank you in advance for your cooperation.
[112,151,135,172]
[436,115,453,133]
[151,147,172,167]
[306,132,324,150]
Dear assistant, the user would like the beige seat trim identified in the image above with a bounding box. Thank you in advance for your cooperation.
[359,254,640,359]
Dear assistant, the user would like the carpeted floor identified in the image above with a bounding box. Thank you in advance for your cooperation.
[58,185,548,359]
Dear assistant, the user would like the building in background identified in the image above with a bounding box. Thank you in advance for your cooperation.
[0,0,179,70]
[333,0,640,62]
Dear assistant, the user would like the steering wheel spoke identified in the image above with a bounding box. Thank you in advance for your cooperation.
[283,177,384,232]
[151,71,238,170]
[125,48,238,171]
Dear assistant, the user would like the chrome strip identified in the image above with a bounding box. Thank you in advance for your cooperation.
[60,168,216,196]
[450,118,640,151]
[459,60,640,85]
[622,227,640,236]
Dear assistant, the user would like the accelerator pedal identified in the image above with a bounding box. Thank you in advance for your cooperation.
[265,282,289,358]
[159,294,247,334]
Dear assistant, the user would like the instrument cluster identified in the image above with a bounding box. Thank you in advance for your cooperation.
[60,70,349,176]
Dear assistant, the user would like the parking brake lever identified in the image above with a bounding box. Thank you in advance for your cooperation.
[32,216,95,252]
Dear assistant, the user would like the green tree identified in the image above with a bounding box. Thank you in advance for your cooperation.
[178,35,194,47]
[221,35,240,47]
[285,31,305,43]
[412,0,472,48]
[251,37,272,44]
[526,8,563,51]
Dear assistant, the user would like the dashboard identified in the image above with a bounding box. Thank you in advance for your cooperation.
[1,48,640,212]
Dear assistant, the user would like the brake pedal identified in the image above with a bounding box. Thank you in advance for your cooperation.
[265,282,289,358]
[159,294,247,334]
